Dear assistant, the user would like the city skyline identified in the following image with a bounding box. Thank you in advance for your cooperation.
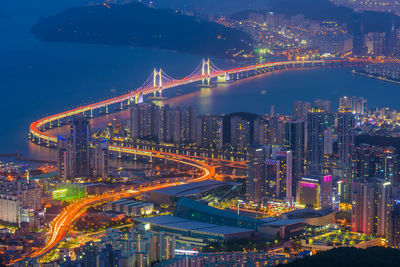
[4,0,400,266]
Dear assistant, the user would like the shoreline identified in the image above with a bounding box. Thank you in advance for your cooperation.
[350,70,400,86]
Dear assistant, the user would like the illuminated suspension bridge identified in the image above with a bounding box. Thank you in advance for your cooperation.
[28,58,345,146]
[29,57,396,146]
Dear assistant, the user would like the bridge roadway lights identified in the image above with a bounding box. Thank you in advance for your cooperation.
[217,74,227,83]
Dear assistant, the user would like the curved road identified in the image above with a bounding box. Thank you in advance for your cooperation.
[13,148,215,263]
[21,57,393,263]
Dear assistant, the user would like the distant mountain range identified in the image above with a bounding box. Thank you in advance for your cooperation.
[232,0,399,33]
[31,3,253,58]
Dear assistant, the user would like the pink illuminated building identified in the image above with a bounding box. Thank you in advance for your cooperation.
[297,174,332,209]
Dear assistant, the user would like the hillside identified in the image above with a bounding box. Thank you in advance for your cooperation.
[31,3,253,58]
[231,0,398,33]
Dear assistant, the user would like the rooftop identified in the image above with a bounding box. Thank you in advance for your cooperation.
[136,215,254,236]
[151,180,237,197]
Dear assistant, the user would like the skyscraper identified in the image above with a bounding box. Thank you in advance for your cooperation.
[230,116,250,150]
[265,150,293,202]
[246,145,268,204]
[353,11,365,56]
[196,115,223,149]
[389,202,400,248]
[294,100,311,119]
[352,144,376,181]
[130,103,159,140]
[339,96,367,114]
[307,108,327,174]
[313,99,332,113]
[285,119,306,199]
[352,180,392,236]
[338,107,355,203]
[374,147,399,184]
[267,117,285,145]
[70,116,91,178]
[57,116,109,179]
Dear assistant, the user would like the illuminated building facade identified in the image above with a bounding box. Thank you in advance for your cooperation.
[338,107,355,202]
[294,100,311,119]
[307,108,329,174]
[352,144,376,182]
[246,145,268,204]
[230,116,250,150]
[285,119,306,199]
[339,96,367,115]
[352,180,393,237]
[196,115,223,149]
[389,202,400,248]
[57,117,109,179]
[265,151,293,202]
[297,174,332,209]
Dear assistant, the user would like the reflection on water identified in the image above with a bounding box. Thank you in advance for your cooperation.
[29,67,400,160]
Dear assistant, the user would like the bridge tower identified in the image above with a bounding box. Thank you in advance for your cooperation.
[153,68,163,97]
[202,58,211,86]
[134,93,143,104]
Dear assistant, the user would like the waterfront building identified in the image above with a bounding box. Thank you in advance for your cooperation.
[57,117,109,179]
[130,103,159,140]
[371,32,386,56]
[293,100,311,119]
[353,11,366,56]
[181,106,197,144]
[314,99,332,113]
[230,116,250,150]
[195,115,223,149]
[339,96,367,115]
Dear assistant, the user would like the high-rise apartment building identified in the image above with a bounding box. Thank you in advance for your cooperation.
[196,115,223,149]
[285,119,306,198]
[352,180,392,236]
[57,117,109,179]
[246,145,268,204]
[307,108,328,174]
[294,101,311,119]
[230,116,250,150]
